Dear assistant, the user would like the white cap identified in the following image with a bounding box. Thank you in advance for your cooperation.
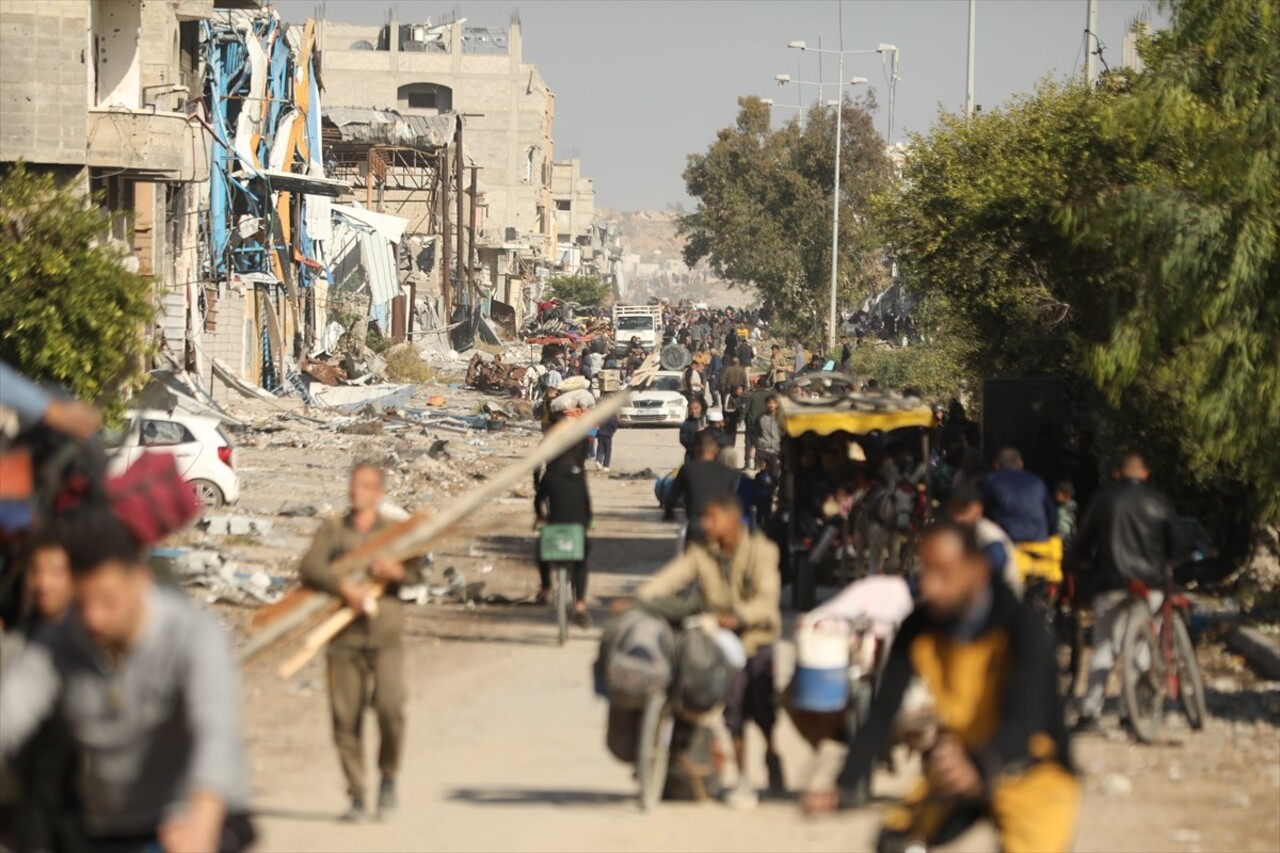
[707,408,725,422]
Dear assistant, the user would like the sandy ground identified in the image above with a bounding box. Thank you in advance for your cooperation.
[217,411,1280,853]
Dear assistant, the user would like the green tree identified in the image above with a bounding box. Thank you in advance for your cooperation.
[1063,0,1280,522]
[547,274,610,306]
[0,164,154,412]
[679,95,893,339]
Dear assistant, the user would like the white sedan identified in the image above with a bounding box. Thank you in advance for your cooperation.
[106,409,240,508]
[619,371,688,427]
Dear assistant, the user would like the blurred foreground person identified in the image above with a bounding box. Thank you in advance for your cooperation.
[809,522,1078,853]
[0,511,254,853]
[6,538,83,852]
[299,462,423,823]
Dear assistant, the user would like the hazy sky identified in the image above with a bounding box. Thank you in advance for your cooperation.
[276,0,1162,210]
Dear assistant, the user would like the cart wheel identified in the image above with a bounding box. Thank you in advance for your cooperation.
[636,693,672,812]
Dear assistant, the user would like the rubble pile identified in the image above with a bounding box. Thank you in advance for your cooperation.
[464,352,538,397]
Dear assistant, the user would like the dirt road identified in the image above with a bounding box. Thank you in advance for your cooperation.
[237,426,1280,853]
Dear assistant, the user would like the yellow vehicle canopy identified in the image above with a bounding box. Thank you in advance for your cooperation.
[779,395,936,438]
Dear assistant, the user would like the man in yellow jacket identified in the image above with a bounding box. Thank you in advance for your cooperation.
[638,491,783,808]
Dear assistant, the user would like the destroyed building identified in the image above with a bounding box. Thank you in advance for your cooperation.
[0,0,227,363]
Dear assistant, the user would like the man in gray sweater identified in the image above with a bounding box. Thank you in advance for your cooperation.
[0,511,253,851]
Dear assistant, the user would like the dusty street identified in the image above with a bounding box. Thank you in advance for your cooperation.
[217,416,1279,853]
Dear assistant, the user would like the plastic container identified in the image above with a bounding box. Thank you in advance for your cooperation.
[792,619,851,712]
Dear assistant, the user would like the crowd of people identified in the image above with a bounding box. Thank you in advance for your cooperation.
[0,302,1199,853]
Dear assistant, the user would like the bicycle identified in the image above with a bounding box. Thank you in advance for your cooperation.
[1119,568,1208,743]
[538,523,584,646]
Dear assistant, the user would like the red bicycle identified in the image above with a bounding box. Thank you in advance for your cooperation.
[1120,569,1208,742]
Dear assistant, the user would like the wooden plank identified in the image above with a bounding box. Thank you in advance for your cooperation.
[241,393,631,664]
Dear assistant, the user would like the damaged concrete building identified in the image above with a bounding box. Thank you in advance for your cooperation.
[314,10,598,332]
[0,0,228,365]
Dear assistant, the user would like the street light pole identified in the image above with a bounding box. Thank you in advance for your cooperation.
[966,0,977,116]
[828,49,845,356]
[787,38,884,352]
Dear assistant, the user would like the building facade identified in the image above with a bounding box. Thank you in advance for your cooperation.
[0,0,226,364]
[315,13,557,257]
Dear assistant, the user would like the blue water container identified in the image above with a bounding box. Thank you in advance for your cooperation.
[791,621,851,713]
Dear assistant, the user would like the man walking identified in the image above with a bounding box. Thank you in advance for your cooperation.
[300,463,424,822]
[664,432,739,546]
[1071,452,1184,733]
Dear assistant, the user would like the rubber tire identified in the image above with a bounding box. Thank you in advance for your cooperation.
[190,478,224,510]
[1169,612,1208,730]
[555,565,569,647]
[637,693,672,812]
[1121,601,1164,744]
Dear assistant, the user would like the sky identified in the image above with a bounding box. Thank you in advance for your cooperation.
[275,0,1163,211]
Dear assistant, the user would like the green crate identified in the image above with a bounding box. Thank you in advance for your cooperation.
[539,523,585,561]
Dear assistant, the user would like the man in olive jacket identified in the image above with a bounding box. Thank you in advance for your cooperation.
[300,463,423,823]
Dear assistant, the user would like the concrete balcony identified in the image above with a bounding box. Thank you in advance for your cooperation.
[86,109,211,182]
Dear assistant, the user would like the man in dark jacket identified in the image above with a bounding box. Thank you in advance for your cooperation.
[664,432,739,545]
[1071,452,1184,731]
[981,448,1056,543]
[535,441,593,626]
[679,399,706,461]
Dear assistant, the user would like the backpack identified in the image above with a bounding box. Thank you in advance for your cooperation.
[596,608,675,710]
[670,626,732,715]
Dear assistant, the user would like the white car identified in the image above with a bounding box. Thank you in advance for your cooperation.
[619,371,688,427]
[106,409,240,508]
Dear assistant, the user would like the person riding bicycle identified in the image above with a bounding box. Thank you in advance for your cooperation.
[534,441,593,627]
[1069,452,1185,733]
[638,491,783,809]
[982,448,1057,544]
[808,521,1079,853]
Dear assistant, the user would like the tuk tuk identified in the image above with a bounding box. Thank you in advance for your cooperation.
[776,389,936,610]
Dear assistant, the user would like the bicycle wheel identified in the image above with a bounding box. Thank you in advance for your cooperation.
[1121,601,1164,743]
[1169,612,1208,730]
[555,565,569,646]
[636,693,673,812]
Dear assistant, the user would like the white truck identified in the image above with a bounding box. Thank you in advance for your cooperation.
[612,304,664,353]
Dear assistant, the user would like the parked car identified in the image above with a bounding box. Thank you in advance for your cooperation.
[105,409,240,508]
[618,371,688,427]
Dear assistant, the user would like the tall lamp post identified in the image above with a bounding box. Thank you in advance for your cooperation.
[785,38,883,353]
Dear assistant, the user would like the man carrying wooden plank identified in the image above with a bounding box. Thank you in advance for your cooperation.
[298,462,423,823]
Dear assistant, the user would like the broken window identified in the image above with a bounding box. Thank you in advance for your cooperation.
[555,199,571,211]
[397,82,452,113]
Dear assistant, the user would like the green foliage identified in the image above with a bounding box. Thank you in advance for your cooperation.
[1064,0,1280,522]
[679,96,894,339]
[548,274,610,306]
[880,0,1280,534]
[0,164,153,413]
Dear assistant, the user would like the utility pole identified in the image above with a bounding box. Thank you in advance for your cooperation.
[824,48,844,353]
[1085,0,1099,85]
[965,0,976,116]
